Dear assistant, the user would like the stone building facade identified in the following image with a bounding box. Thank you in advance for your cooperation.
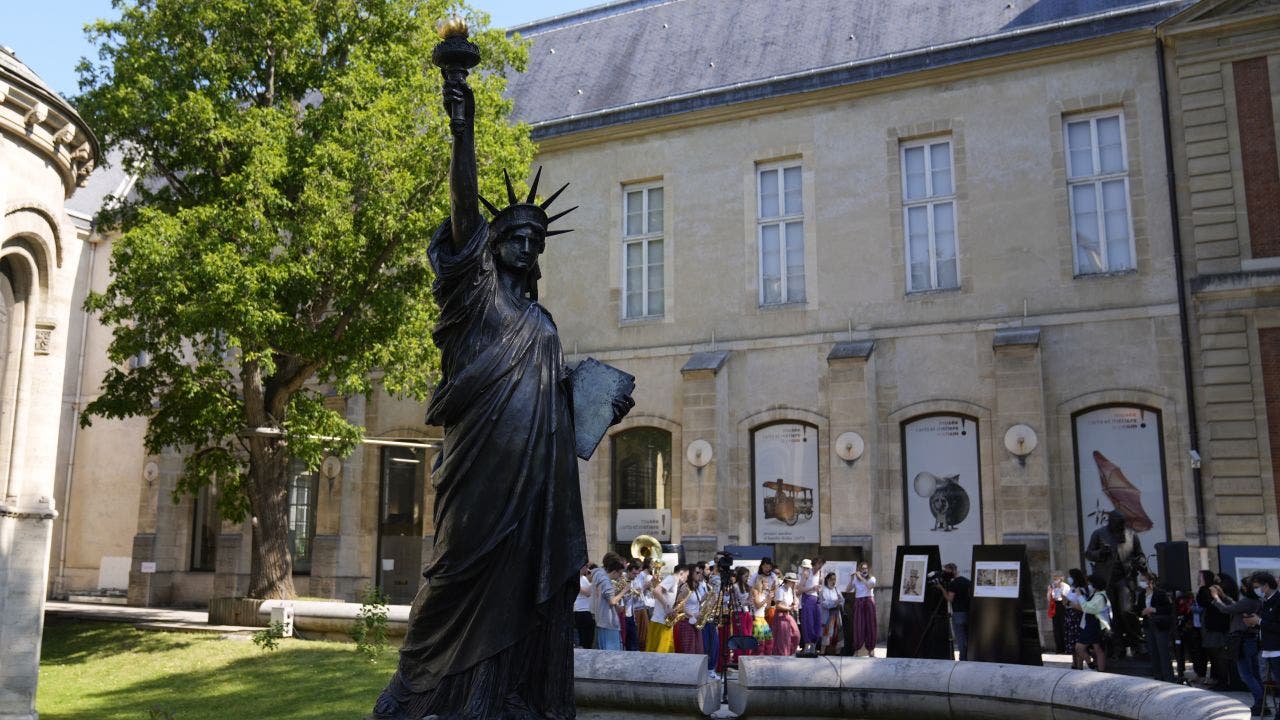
[44,0,1280,646]
[0,46,98,720]
[1158,0,1280,565]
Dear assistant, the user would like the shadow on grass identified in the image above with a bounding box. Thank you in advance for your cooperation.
[41,619,397,720]
[59,647,394,720]
[42,618,196,665]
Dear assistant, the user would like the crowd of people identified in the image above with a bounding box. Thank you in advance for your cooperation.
[573,545,1280,716]
[571,552,954,678]
[1047,567,1280,717]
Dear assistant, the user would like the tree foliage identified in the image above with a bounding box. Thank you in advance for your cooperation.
[76,0,535,597]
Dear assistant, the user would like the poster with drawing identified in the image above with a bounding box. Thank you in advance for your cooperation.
[899,554,928,603]
[753,423,819,544]
[974,560,1021,598]
[903,415,982,573]
[1074,406,1168,571]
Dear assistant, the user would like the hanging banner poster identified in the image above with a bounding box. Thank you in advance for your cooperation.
[753,422,819,544]
[903,415,982,573]
[1074,406,1168,571]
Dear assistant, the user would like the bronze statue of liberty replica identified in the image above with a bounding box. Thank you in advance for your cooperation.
[371,19,634,720]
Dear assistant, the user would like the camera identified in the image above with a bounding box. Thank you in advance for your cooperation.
[927,570,946,585]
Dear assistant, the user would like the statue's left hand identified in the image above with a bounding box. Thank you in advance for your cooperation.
[611,394,635,425]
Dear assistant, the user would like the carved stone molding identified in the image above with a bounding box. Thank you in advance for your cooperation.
[34,320,55,355]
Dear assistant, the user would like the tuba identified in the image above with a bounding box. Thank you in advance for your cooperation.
[630,534,665,578]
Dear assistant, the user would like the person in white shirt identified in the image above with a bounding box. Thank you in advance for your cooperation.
[646,564,688,653]
[845,562,878,656]
[797,558,824,654]
[676,564,706,655]
[772,572,801,656]
[573,563,595,648]
[751,571,775,654]
[632,560,652,651]
[621,561,641,650]
[818,571,845,654]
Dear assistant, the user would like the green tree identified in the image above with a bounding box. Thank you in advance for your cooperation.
[76,0,534,599]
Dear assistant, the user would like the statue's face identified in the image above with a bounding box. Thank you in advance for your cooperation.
[1107,514,1126,534]
[495,224,545,273]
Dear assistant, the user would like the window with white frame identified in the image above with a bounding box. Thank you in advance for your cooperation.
[757,163,805,305]
[901,139,958,292]
[622,184,664,319]
[1065,112,1134,275]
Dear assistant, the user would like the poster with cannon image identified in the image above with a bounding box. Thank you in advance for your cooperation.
[903,415,982,573]
[1073,406,1168,571]
[753,422,819,544]
[973,560,1021,598]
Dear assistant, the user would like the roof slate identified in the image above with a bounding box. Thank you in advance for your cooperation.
[505,0,1188,136]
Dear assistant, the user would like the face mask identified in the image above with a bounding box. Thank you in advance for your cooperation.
[1255,586,1264,596]
[1138,580,1149,590]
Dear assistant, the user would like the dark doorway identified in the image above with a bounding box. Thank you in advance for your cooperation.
[378,446,426,603]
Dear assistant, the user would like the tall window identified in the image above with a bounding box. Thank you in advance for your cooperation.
[612,427,672,511]
[1065,112,1134,275]
[757,163,805,305]
[287,461,319,574]
[190,483,218,572]
[623,184,664,319]
[902,139,958,292]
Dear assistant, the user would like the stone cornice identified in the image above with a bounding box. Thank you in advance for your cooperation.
[0,59,99,198]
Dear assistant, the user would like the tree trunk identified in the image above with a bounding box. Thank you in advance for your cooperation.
[246,438,297,599]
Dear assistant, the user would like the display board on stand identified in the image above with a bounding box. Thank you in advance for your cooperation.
[887,545,949,659]
[968,544,1042,666]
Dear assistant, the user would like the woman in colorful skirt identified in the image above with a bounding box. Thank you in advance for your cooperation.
[772,573,801,656]
[751,574,775,655]
[723,567,756,666]
[819,571,845,654]
[845,561,878,656]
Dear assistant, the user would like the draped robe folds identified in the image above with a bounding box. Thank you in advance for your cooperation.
[373,218,587,720]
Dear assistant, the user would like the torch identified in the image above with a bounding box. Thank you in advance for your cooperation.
[432,16,481,132]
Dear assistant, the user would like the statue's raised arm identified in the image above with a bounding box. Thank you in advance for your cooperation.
[433,18,482,250]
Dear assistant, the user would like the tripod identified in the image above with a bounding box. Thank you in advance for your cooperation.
[913,583,954,660]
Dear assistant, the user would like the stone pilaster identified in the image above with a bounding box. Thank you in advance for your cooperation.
[680,350,730,558]
[825,341,876,553]
[0,510,54,720]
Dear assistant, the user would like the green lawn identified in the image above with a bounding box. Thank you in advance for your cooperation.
[38,618,397,719]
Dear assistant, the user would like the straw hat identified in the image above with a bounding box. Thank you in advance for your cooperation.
[783,572,798,582]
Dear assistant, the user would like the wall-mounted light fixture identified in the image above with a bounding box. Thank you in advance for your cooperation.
[834,432,865,463]
[686,439,713,469]
[1003,424,1038,467]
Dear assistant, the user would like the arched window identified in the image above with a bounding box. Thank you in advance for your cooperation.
[611,427,672,549]
[190,483,218,572]
[287,460,319,574]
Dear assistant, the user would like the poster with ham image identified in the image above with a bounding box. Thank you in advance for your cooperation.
[1074,406,1169,571]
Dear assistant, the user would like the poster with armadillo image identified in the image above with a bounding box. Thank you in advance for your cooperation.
[903,415,982,573]
[1074,406,1169,571]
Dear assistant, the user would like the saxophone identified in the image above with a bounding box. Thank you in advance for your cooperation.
[694,586,722,630]
[663,585,692,628]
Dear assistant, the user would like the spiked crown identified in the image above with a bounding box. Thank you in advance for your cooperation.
[482,167,577,237]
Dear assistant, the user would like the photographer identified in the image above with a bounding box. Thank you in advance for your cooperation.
[940,563,971,661]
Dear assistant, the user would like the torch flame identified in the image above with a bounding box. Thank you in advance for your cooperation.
[438,16,469,40]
